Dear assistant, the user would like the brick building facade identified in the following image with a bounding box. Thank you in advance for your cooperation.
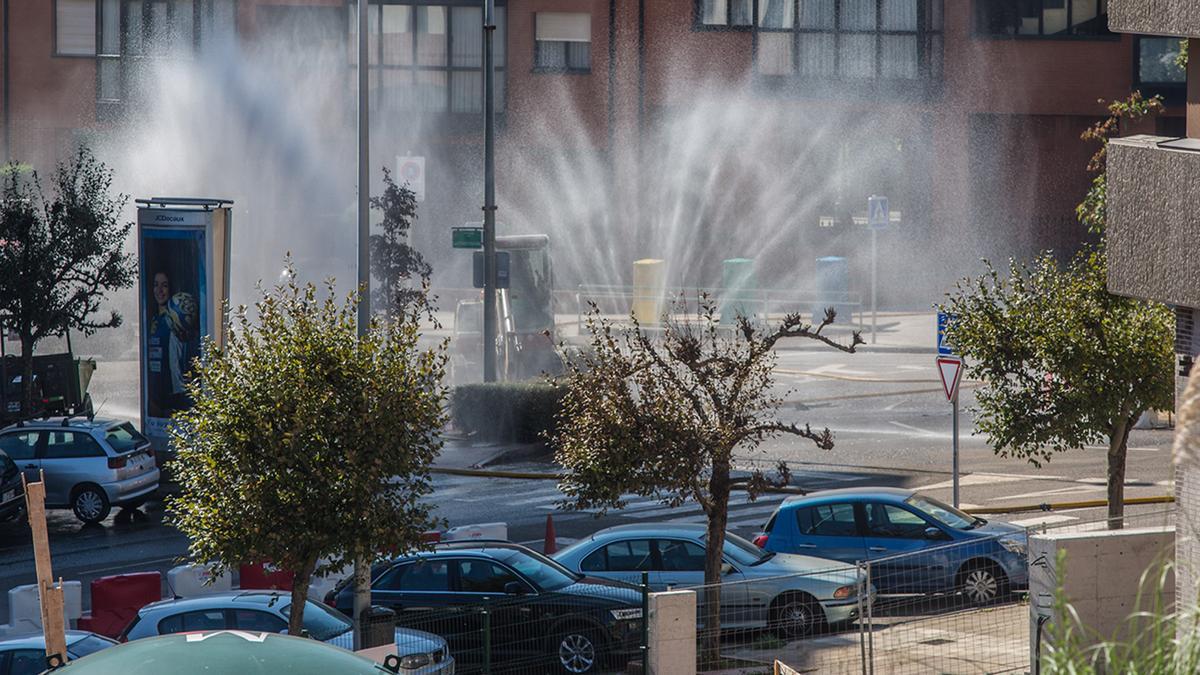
[0,0,1187,301]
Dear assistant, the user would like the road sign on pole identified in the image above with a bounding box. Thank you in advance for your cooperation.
[937,355,964,507]
[395,156,426,202]
[868,195,889,230]
[866,195,888,344]
[937,311,958,357]
[452,226,484,249]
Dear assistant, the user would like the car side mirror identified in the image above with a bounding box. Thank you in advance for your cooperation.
[504,581,527,595]
[721,562,735,576]
[924,527,945,540]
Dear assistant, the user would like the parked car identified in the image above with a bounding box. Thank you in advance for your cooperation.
[553,524,870,638]
[0,449,24,522]
[119,591,452,674]
[328,541,644,674]
[755,487,1028,604]
[0,630,117,674]
[0,417,159,524]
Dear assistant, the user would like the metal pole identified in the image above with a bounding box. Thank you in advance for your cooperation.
[482,602,492,674]
[482,0,498,382]
[352,0,371,651]
[952,388,960,508]
[641,571,650,670]
[870,228,877,344]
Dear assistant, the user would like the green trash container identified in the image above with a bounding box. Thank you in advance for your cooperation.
[720,258,760,325]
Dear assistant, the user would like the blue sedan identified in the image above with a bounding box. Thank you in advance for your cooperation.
[755,487,1027,604]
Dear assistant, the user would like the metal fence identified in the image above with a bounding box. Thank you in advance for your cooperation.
[672,508,1176,674]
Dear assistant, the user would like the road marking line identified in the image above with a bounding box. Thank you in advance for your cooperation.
[888,420,940,436]
[883,399,907,411]
[991,485,1104,502]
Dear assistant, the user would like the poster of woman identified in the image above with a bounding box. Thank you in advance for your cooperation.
[140,228,207,435]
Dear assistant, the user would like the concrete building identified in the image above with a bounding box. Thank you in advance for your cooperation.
[1105,0,1200,619]
[0,1,1188,299]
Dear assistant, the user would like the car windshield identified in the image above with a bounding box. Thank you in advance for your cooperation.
[70,634,115,657]
[492,548,579,591]
[907,494,976,529]
[279,601,353,641]
[105,422,149,453]
[701,532,772,566]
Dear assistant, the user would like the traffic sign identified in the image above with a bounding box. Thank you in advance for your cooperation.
[452,227,483,249]
[937,311,958,356]
[937,356,964,402]
[396,155,425,202]
[473,250,509,289]
[868,195,889,230]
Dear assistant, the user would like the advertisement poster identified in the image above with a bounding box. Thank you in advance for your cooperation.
[139,227,208,441]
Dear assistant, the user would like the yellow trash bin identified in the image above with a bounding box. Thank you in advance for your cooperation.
[632,259,666,325]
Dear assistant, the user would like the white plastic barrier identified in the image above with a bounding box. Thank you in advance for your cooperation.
[442,522,507,542]
[1,581,82,636]
[167,564,233,598]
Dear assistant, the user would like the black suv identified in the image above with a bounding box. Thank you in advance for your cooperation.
[0,449,23,522]
[329,541,643,674]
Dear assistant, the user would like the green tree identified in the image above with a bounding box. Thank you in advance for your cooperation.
[940,250,1173,529]
[0,148,135,415]
[1076,92,1163,236]
[370,168,431,316]
[169,264,447,635]
[553,300,861,662]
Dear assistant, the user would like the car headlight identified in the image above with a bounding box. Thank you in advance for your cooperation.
[832,584,858,600]
[999,536,1027,556]
[610,608,643,621]
[399,653,432,669]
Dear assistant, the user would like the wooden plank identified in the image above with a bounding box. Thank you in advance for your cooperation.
[24,475,66,663]
[774,661,800,675]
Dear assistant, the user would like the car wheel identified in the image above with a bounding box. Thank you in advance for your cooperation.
[959,563,1007,605]
[72,485,111,524]
[554,628,600,674]
[770,593,822,639]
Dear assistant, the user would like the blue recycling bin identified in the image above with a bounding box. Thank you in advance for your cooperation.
[720,258,760,325]
[813,256,854,324]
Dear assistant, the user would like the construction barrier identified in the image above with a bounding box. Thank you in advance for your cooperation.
[443,522,507,542]
[0,581,82,637]
[166,564,233,599]
[77,572,162,638]
[238,563,294,591]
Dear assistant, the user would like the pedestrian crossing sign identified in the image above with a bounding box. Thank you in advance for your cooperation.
[868,195,889,230]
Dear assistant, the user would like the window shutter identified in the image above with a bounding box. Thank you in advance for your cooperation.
[57,0,97,56]
[536,13,590,43]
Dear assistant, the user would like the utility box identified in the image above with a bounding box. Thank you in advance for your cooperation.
[720,258,759,325]
[1028,525,1174,672]
[813,256,853,324]
[632,259,666,326]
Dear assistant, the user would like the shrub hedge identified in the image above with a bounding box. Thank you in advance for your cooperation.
[450,381,565,444]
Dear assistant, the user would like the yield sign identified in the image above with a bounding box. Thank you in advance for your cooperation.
[937,356,964,402]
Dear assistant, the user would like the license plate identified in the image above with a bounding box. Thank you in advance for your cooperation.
[2,490,14,503]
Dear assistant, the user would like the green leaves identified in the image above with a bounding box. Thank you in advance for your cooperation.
[940,248,1173,467]
[168,262,448,610]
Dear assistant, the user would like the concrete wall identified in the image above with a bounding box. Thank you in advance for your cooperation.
[1109,0,1200,38]
[1107,136,1200,308]
[1029,526,1175,668]
[647,590,696,675]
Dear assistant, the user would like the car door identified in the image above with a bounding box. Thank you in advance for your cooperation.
[375,559,460,641]
[451,558,537,667]
[791,502,868,563]
[0,431,42,487]
[862,502,950,593]
[40,430,107,507]
[579,538,654,587]
[655,538,750,626]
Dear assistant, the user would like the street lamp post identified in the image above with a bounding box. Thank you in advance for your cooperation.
[482,0,498,383]
[352,0,371,650]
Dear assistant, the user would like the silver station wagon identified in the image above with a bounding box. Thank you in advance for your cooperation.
[0,417,159,523]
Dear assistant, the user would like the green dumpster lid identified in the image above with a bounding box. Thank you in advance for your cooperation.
[49,632,395,675]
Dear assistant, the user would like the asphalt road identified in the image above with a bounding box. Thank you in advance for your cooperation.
[0,349,1175,622]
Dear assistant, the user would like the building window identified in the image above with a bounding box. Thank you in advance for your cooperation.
[698,0,753,28]
[975,0,1111,38]
[354,2,506,114]
[56,0,98,56]
[755,0,943,85]
[1135,37,1186,106]
[534,12,591,72]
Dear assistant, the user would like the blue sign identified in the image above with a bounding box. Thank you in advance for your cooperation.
[868,195,889,230]
[937,311,958,356]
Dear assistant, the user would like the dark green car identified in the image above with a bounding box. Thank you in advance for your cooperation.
[329,542,644,674]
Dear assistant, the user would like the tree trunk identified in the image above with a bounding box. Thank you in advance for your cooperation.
[1106,415,1134,530]
[288,558,318,638]
[351,555,372,650]
[700,462,731,669]
[19,336,33,419]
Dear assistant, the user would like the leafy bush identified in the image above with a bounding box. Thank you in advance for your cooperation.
[450,381,564,444]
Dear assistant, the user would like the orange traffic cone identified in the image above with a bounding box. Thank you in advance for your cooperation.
[543,514,557,555]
